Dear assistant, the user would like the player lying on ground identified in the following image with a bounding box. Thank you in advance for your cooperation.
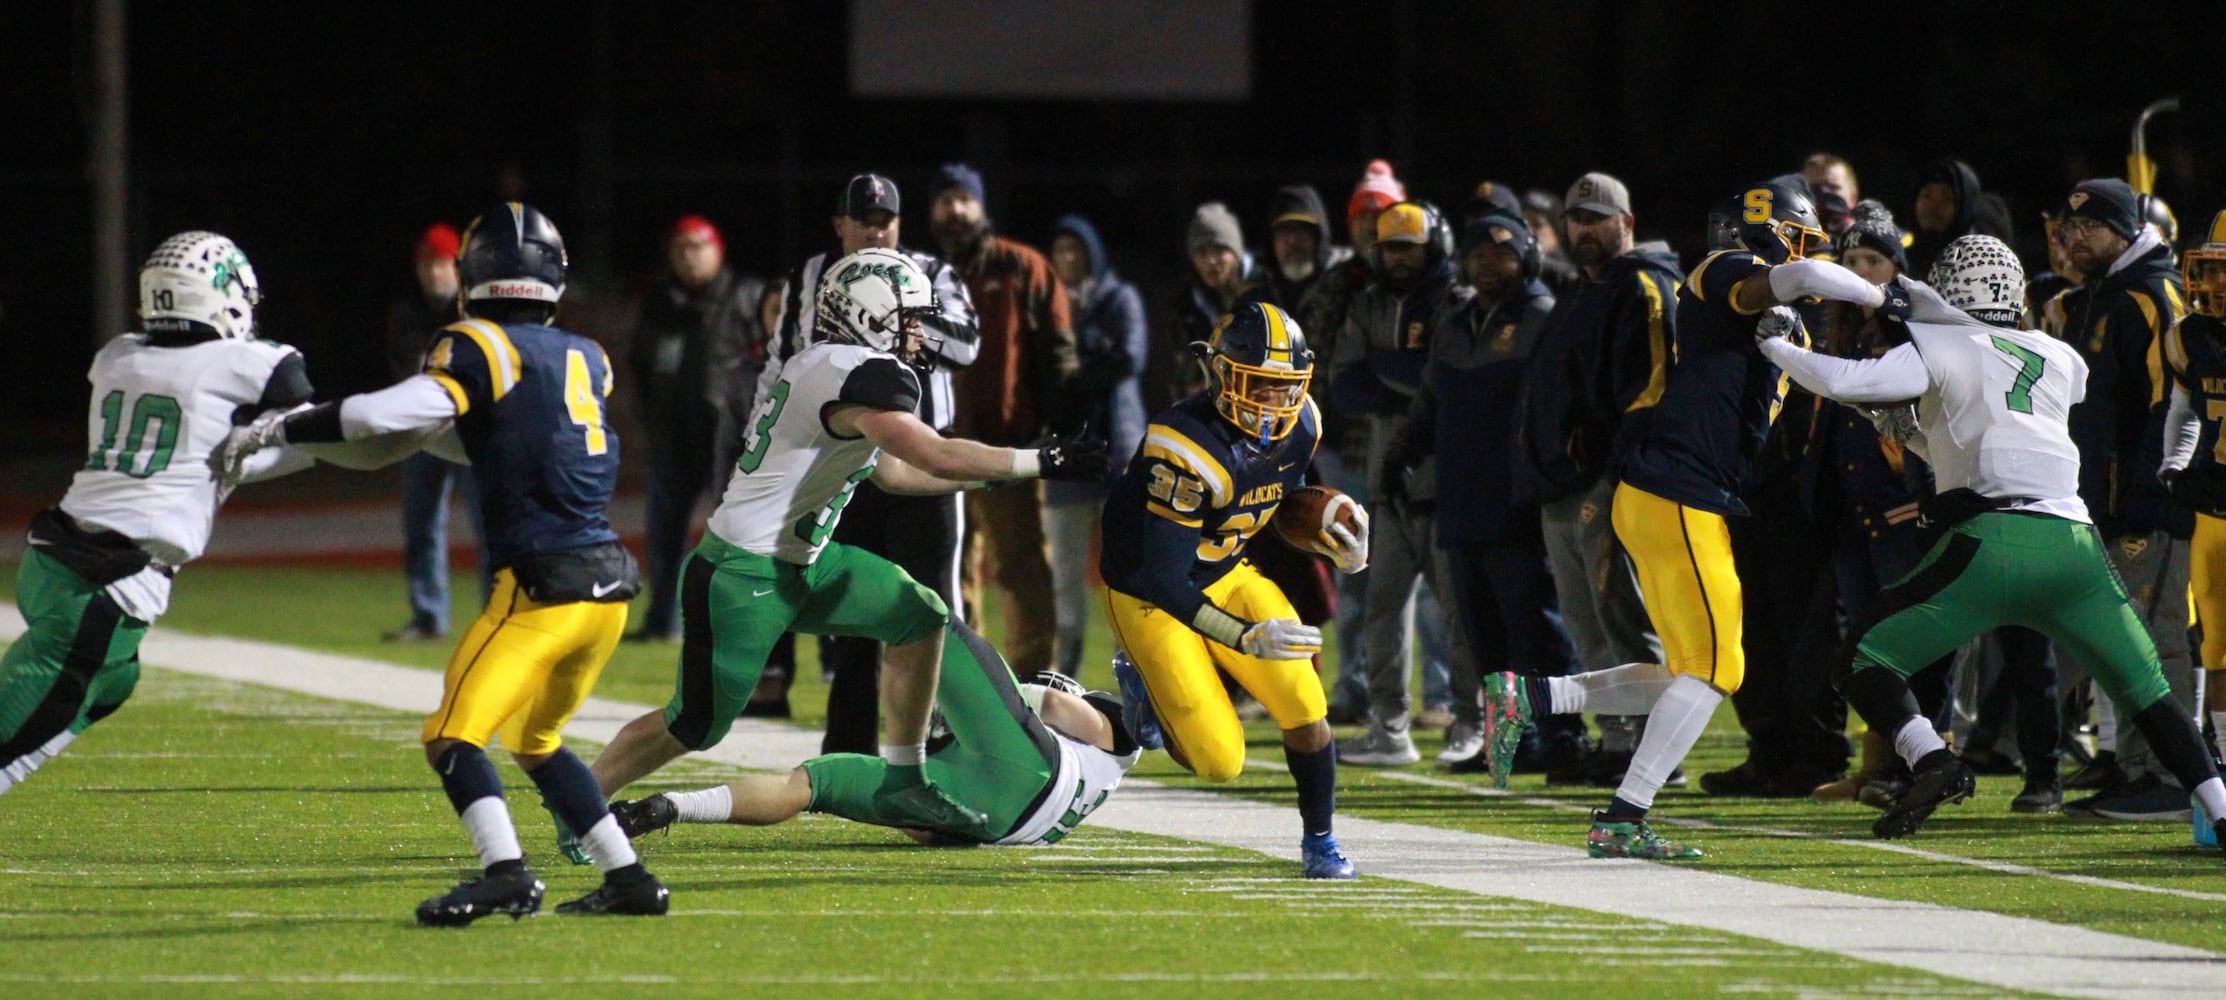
[1754,237,2226,849]
[1,232,309,798]
[584,249,1107,839]
[613,619,1137,845]
[224,204,674,922]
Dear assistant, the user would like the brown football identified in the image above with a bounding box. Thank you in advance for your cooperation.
[1272,485,1356,553]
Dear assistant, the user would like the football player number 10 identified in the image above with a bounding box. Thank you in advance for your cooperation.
[86,390,181,479]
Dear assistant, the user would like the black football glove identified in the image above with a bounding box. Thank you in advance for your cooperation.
[2166,466,2226,517]
[1876,281,1915,324]
[1032,435,1110,483]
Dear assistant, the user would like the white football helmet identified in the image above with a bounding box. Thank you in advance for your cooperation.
[815,248,935,357]
[140,231,261,339]
[1928,234,2025,326]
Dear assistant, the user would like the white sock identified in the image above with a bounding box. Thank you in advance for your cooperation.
[2210,711,2226,761]
[880,743,926,766]
[2096,698,2117,753]
[578,813,639,872]
[1893,717,1947,769]
[1549,662,1674,716]
[2193,777,2226,825]
[668,785,736,824]
[1613,674,1722,811]
[459,796,524,868]
[0,730,75,796]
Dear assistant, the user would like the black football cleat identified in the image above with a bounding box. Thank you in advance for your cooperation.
[610,795,679,839]
[1873,751,1976,840]
[414,866,546,927]
[556,873,670,916]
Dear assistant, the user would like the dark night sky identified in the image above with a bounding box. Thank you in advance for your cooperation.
[2,1,2216,448]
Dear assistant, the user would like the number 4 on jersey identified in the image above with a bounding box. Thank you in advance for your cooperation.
[1990,335,2045,414]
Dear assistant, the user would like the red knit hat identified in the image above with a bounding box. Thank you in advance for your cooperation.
[415,223,460,262]
[669,214,724,253]
[1346,159,1406,228]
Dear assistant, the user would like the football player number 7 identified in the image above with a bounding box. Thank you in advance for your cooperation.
[563,348,609,455]
[1989,336,2044,414]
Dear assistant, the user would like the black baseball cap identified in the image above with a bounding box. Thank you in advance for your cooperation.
[839,173,901,218]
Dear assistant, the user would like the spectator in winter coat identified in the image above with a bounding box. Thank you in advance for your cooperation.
[1044,213,1148,676]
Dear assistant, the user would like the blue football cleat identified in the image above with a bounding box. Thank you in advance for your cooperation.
[1113,652,1164,751]
[1301,833,1357,880]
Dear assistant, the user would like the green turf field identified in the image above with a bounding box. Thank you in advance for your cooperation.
[1,562,2220,997]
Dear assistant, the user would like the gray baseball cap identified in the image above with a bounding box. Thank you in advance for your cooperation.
[1564,172,1632,215]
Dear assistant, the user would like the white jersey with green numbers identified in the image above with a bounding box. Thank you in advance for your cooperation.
[1904,319,2091,523]
[708,341,921,565]
[59,334,305,567]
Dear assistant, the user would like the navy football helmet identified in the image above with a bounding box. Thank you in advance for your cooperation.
[1718,179,1829,265]
[1201,301,1312,445]
[458,202,567,317]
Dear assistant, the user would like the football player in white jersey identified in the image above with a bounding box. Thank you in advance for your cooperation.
[609,619,1137,845]
[0,232,310,795]
[1750,235,2226,849]
[587,249,1107,836]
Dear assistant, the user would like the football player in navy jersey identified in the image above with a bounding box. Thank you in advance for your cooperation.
[1101,301,1370,878]
[1481,178,1894,858]
[2162,209,2226,770]
[226,204,669,923]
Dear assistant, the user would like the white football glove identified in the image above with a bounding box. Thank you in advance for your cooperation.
[1754,305,1806,346]
[211,407,297,493]
[1316,494,1370,574]
[1239,617,1323,660]
[1858,402,1920,443]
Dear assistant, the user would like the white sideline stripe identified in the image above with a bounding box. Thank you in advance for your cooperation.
[1300,757,2226,904]
[3,611,2221,999]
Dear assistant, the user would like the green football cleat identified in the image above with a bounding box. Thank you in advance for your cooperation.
[1586,812,1704,860]
[543,798,592,866]
[1478,672,1535,789]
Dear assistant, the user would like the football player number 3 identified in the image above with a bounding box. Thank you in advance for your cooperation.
[86,390,181,478]
[736,380,791,474]
[1988,335,2045,414]
[563,349,610,455]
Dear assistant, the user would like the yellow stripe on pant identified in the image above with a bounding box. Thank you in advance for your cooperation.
[2192,512,2226,671]
[421,568,628,755]
[1611,481,1745,693]
[1103,560,1327,783]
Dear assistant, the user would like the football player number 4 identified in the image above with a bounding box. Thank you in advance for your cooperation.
[86,390,181,478]
[1988,335,2045,414]
[563,348,609,456]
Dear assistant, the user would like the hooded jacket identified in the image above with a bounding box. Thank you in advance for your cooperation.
[1906,158,2015,281]
[1514,244,1683,501]
[2041,227,2190,537]
[1260,184,1353,313]
[1330,254,1459,486]
[1047,213,1148,494]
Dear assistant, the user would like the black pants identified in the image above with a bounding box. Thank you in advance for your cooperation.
[1726,485,1850,778]
[1441,536,1579,734]
[817,482,961,754]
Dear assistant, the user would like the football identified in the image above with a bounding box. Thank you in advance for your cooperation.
[1272,484,1358,553]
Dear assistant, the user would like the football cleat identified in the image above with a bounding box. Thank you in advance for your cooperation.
[1478,672,1534,789]
[610,795,679,839]
[1300,833,1357,880]
[1112,652,1164,752]
[1587,812,1703,861]
[555,873,670,917]
[1872,751,1976,839]
[414,866,546,927]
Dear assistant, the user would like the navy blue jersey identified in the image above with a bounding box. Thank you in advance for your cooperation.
[1100,393,1321,622]
[1618,250,1790,516]
[2167,312,2226,472]
[424,318,620,569]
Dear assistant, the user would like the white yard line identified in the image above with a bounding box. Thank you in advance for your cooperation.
[4,611,2222,998]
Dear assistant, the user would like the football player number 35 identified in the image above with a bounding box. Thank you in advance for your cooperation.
[86,390,181,478]
[563,348,609,456]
